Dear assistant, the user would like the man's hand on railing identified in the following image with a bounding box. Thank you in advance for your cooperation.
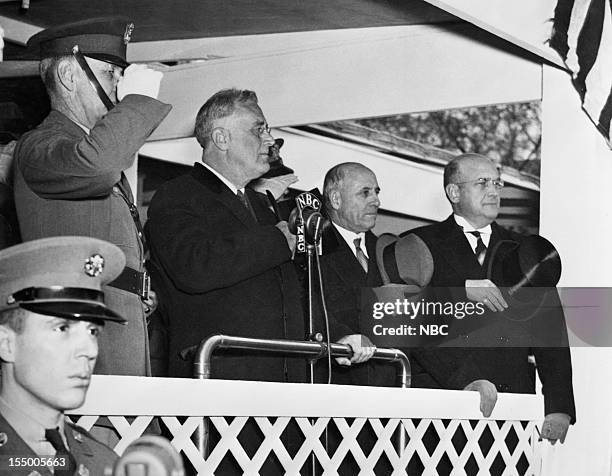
[463,379,498,417]
[335,334,376,366]
[540,412,571,444]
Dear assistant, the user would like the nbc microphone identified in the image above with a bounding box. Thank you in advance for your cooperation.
[288,191,327,251]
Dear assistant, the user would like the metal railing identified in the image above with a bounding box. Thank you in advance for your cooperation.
[182,334,411,457]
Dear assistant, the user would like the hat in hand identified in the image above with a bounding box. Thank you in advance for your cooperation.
[487,234,562,320]
[376,232,434,287]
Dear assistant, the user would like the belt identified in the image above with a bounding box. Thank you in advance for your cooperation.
[108,266,150,299]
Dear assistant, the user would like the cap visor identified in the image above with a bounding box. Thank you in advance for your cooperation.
[86,53,129,69]
[20,301,127,324]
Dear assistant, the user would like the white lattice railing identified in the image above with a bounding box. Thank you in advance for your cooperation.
[68,375,544,475]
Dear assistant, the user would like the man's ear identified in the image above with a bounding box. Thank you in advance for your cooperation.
[211,127,229,151]
[445,183,460,204]
[56,58,77,92]
[0,325,16,364]
[328,189,342,211]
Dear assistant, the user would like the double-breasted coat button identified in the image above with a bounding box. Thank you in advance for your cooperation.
[77,463,90,476]
[0,432,7,446]
[73,430,83,442]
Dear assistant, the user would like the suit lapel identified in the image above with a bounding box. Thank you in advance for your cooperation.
[364,230,382,286]
[437,215,485,279]
[245,188,276,226]
[191,163,257,227]
[323,225,367,287]
[482,221,512,276]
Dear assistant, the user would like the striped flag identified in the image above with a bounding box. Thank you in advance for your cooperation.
[550,0,612,147]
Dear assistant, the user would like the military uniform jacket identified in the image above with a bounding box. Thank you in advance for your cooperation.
[403,215,576,421]
[0,413,117,476]
[13,95,172,376]
[145,163,308,381]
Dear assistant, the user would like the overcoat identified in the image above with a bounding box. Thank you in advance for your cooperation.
[146,163,308,381]
[404,215,576,421]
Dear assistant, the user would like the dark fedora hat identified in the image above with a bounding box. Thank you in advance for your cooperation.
[376,232,434,287]
[487,234,562,320]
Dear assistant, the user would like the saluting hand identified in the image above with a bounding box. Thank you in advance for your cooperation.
[251,174,298,200]
[117,64,164,101]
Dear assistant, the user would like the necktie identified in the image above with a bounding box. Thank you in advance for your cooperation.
[237,190,256,219]
[44,427,77,476]
[353,237,368,273]
[468,231,487,265]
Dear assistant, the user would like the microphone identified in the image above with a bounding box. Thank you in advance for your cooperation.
[287,190,328,251]
[288,207,326,245]
[112,435,185,476]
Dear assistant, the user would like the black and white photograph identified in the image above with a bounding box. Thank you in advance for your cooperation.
[0,1,610,475]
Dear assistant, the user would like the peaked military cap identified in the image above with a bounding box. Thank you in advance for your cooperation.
[0,236,127,323]
[27,17,134,68]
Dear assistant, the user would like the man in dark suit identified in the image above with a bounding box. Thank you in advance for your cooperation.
[388,154,575,448]
[316,162,392,386]
[146,88,305,382]
[147,89,374,383]
[13,18,171,377]
[0,236,127,475]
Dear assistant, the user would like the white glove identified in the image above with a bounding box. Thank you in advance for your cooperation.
[117,64,163,101]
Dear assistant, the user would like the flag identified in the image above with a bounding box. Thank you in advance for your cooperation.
[550,0,612,147]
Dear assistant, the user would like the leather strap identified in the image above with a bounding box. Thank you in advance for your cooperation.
[108,266,150,299]
[72,45,115,111]
[115,173,149,254]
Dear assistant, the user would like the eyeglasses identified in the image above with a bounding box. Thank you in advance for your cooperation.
[454,177,505,190]
[250,124,272,137]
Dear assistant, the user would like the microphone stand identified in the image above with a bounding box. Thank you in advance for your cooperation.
[306,243,322,384]
[305,219,324,476]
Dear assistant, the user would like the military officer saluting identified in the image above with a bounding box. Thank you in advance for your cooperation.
[0,236,127,475]
[13,17,171,376]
